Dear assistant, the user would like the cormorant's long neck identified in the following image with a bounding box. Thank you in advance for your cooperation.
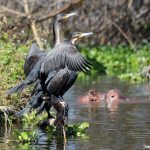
[53,19,60,47]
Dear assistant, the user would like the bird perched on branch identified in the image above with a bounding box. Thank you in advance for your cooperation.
[37,32,93,117]
[16,32,93,118]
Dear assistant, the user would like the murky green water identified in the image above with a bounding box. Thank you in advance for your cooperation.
[1,76,150,150]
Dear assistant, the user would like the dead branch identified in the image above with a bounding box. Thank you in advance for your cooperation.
[23,0,43,49]
[0,0,83,47]
[128,0,133,9]
[0,5,26,17]
[37,0,83,22]
[136,8,150,18]
[105,17,135,49]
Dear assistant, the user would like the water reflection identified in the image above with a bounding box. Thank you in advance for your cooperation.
[1,76,150,150]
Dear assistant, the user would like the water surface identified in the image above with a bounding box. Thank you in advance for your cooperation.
[1,76,150,150]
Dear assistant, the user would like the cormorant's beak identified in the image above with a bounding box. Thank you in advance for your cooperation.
[63,12,78,19]
[80,32,93,37]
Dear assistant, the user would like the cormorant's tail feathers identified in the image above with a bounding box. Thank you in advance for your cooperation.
[7,82,28,95]
[15,106,31,117]
[35,101,46,116]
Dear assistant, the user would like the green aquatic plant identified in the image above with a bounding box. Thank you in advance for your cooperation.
[13,129,37,143]
[13,121,90,144]
[22,111,40,124]
[66,122,90,136]
[22,114,90,135]
[80,44,150,82]
[18,131,37,143]
[45,121,90,138]
[22,111,48,126]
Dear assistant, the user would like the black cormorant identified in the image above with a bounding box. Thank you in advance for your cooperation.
[16,32,93,118]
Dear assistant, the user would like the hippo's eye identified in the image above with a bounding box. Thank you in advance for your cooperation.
[111,95,115,98]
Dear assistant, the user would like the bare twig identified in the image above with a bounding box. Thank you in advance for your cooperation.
[105,17,135,49]
[37,0,83,22]
[136,8,150,18]
[128,0,133,9]
[23,0,43,49]
[0,5,26,17]
[63,125,67,144]
[0,0,83,48]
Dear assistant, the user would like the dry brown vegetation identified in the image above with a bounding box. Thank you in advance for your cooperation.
[0,0,150,46]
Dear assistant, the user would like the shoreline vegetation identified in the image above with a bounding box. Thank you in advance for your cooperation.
[80,44,150,81]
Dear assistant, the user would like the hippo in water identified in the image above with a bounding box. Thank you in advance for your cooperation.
[106,89,150,111]
[78,89,106,107]
[105,89,134,111]
[78,88,150,112]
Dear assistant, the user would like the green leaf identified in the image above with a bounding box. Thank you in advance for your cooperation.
[21,132,29,140]
[18,136,22,141]
[77,132,81,136]
[78,122,89,130]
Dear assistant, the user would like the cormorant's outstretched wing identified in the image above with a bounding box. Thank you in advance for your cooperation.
[64,43,92,72]
[24,43,46,75]
[27,43,44,57]
[41,40,92,74]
